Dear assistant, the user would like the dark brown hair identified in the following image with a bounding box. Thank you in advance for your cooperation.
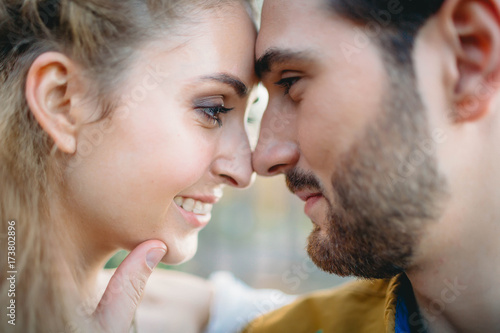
[328,0,446,64]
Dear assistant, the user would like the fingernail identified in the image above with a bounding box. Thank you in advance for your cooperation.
[146,248,166,269]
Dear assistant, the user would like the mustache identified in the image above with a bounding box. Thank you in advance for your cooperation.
[285,168,323,194]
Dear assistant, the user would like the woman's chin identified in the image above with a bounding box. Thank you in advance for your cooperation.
[160,237,199,265]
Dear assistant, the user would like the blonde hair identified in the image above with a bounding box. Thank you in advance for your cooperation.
[0,0,254,332]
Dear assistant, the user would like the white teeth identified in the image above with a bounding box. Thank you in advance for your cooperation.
[174,197,184,206]
[193,201,204,214]
[213,187,223,199]
[174,196,213,215]
[183,198,195,212]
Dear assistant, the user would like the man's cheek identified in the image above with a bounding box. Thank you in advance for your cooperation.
[301,133,337,170]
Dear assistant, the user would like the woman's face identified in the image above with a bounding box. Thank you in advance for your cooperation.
[64,3,257,264]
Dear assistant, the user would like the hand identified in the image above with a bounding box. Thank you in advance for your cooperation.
[86,240,167,333]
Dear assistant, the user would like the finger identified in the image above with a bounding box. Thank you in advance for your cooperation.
[93,240,167,332]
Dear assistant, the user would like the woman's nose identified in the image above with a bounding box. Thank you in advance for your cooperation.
[212,131,253,188]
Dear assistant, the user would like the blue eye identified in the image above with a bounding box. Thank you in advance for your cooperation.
[275,77,300,96]
[196,105,233,128]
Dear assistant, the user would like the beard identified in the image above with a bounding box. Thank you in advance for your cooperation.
[287,69,448,279]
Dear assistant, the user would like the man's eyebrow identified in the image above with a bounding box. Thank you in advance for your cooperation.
[255,49,314,79]
[201,73,248,97]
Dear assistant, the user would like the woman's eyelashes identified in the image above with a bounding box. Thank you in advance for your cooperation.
[196,105,233,128]
[274,77,300,96]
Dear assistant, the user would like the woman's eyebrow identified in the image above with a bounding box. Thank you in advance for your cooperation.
[201,73,249,97]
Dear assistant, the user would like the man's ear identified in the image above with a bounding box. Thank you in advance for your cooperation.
[440,0,500,122]
[25,52,84,154]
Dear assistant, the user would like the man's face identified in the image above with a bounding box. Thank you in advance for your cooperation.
[253,0,447,278]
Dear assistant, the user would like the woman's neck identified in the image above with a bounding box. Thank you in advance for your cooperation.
[48,186,117,312]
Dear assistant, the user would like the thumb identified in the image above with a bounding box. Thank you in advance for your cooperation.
[93,240,167,332]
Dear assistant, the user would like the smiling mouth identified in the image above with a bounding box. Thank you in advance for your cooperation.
[174,196,213,215]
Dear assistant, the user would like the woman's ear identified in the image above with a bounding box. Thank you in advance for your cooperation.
[25,52,84,154]
[440,0,500,122]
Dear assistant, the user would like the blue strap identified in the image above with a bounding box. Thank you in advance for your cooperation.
[395,290,411,333]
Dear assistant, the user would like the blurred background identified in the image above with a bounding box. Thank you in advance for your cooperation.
[107,0,352,296]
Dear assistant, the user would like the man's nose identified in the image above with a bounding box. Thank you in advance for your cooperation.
[252,106,299,176]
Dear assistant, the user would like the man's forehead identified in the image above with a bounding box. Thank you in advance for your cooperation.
[261,0,324,16]
[257,0,331,56]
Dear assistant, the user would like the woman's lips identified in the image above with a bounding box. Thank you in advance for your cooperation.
[173,196,215,228]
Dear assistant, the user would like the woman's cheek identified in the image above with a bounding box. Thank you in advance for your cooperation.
[160,135,216,191]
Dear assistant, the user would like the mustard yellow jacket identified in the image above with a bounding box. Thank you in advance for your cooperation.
[243,276,402,333]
